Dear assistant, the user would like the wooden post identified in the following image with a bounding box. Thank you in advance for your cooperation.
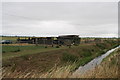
[52,38,54,47]
[35,38,38,46]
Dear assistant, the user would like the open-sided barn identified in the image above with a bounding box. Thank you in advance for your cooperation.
[17,35,81,46]
[58,35,80,46]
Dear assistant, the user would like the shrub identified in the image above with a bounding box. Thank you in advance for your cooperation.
[2,51,6,53]
[98,49,107,56]
[74,56,94,70]
[45,46,47,48]
[15,49,20,52]
[112,44,119,48]
[21,55,29,60]
[16,49,20,52]
[96,43,106,49]
[62,53,78,63]
[11,49,21,52]
[56,46,59,48]
[83,52,92,57]
[79,49,93,57]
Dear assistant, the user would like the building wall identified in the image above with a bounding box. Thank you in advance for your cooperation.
[17,35,81,46]
[58,35,80,46]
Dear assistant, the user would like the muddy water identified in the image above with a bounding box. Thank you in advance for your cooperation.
[74,45,120,75]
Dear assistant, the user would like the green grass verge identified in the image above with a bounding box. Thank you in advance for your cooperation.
[61,42,119,71]
[2,45,68,60]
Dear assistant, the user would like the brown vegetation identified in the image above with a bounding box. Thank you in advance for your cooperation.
[2,40,119,78]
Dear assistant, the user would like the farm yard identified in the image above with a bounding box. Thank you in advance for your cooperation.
[1,36,119,78]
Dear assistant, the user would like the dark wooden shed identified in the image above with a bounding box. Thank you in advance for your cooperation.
[58,35,80,46]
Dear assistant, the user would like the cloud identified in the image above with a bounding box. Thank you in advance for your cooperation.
[3,20,79,36]
[2,2,118,37]
[3,20,118,37]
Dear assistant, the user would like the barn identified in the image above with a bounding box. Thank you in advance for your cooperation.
[58,35,80,46]
[17,35,81,46]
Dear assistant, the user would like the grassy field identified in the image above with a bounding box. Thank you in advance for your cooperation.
[2,45,68,60]
[2,39,119,78]
[2,45,44,53]
[2,45,119,78]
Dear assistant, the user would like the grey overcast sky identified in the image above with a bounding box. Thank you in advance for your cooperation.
[2,2,118,37]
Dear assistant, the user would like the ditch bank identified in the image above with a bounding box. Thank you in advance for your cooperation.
[2,40,119,78]
[73,45,120,76]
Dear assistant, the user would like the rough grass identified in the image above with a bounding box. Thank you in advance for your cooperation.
[2,45,68,60]
[2,45,45,53]
[2,40,119,78]
[3,48,119,78]
[2,64,73,78]
[2,47,119,78]
[62,52,78,63]
[78,48,120,78]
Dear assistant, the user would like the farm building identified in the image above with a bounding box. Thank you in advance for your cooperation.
[17,37,54,45]
[31,37,54,45]
[17,37,32,43]
[17,35,81,46]
[58,35,80,46]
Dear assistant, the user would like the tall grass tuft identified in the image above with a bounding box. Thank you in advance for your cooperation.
[62,53,79,63]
